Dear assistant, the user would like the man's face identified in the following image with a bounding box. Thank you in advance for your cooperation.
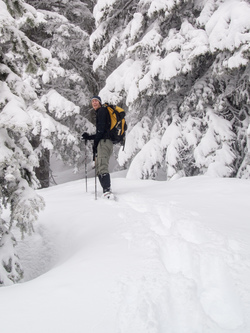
[91,99,101,110]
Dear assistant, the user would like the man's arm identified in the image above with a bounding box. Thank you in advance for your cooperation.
[94,107,108,144]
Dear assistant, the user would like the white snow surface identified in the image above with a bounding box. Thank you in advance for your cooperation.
[1,172,250,333]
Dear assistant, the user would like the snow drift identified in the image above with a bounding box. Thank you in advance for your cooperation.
[0,175,250,333]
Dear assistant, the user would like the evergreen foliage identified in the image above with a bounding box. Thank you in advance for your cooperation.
[0,0,93,284]
[23,0,98,179]
[0,223,23,285]
[25,0,97,107]
[91,0,250,180]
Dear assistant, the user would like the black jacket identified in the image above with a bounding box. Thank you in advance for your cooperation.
[89,106,110,149]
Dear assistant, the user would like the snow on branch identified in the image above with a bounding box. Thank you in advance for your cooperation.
[205,0,250,53]
[118,116,151,167]
[194,108,236,177]
[41,89,80,119]
[127,138,163,179]
[0,226,23,286]
[100,59,144,105]
[0,100,32,133]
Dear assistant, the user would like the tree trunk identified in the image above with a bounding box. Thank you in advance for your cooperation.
[31,135,50,188]
[35,149,50,188]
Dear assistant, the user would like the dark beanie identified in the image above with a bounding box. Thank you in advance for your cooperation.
[91,96,102,104]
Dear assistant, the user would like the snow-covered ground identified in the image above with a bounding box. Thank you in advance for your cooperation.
[0,170,250,333]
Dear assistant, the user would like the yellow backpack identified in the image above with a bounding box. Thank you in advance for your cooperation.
[104,103,127,146]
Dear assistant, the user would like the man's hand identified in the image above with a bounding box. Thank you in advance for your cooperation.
[81,132,90,141]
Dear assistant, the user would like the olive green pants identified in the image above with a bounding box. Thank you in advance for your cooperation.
[96,139,113,176]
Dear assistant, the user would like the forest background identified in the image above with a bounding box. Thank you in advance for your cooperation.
[0,0,249,285]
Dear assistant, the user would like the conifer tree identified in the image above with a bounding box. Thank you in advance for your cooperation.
[23,0,98,183]
[0,0,92,284]
[25,0,97,106]
[91,0,250,180]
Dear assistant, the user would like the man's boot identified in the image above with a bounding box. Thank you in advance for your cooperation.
[98,173,111,193]
[98,173,114,199]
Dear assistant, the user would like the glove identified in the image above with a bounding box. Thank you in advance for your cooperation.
[81,132,90,141]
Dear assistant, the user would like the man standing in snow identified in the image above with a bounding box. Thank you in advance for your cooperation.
[82,96,114,199]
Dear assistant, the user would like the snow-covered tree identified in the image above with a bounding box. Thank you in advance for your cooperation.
[90,0,250,179]
[25,0,98,107]
[22,0,99,182]
[0,0,94,285]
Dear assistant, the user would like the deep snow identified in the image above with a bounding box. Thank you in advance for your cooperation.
[0,172,250,333]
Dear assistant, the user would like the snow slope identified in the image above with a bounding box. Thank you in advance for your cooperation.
[0,175,250,333]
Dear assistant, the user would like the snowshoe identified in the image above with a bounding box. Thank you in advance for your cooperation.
[101,191,115,200]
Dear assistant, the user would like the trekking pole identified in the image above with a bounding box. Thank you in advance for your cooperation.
[85,140,87,192]
[94,156,97,200]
